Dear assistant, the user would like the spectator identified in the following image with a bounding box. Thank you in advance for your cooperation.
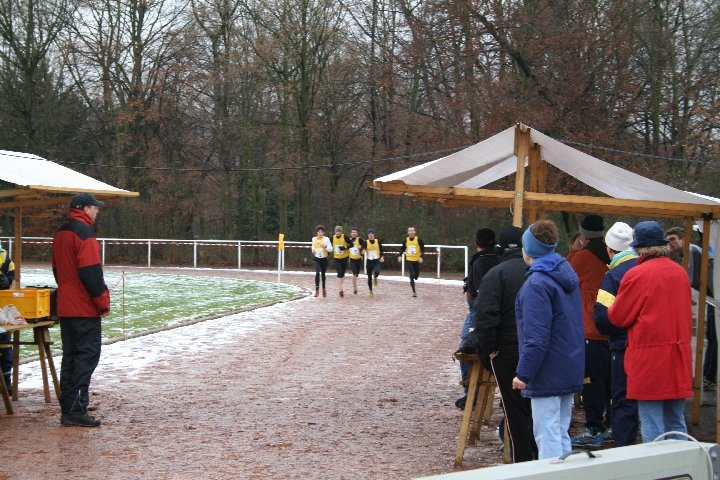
[665,226,716,391]
[569,214,612,446]
[513,220,584,459]
[455,228,498,409]
[593,222,640,447]
[0,243,15,392]
[609,221,693,442]
[475,226,536,462]
[566,232,584,262]
[52,193,111,427]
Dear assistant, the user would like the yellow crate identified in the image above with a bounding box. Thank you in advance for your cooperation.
[0,288,51,319]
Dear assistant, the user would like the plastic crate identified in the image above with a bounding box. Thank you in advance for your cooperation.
[0,288,51,319]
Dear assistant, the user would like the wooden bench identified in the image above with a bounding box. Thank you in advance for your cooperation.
[454,352,502,466]
[0,320,59,414]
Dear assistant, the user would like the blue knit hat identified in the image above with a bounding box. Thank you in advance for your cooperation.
[522,224,557,258]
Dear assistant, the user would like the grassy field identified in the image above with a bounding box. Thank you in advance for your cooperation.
[11,269,306,354]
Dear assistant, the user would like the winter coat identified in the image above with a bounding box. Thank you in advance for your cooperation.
[466,251,499,299]
[515,253,585,397]
[593,251,638,352]
[569,239,609,341]
[474,249,526,366]
[52,209,110,318]
[608,255,693,401]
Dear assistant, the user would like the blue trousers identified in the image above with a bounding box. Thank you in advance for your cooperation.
[610,349,639,446]
[638,399,687,442]
[531,394,573,459]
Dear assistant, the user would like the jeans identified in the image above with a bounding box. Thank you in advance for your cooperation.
[531,394,573,459]
[458,298,475,387]
[638,399,688,442]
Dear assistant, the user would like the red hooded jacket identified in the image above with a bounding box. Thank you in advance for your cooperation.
[52,209,110,318]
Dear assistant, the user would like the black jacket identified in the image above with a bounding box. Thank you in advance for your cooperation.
[473,249,527,366]
[466,251,499,298]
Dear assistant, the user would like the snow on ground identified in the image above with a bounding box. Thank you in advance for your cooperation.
[18,269,463,390]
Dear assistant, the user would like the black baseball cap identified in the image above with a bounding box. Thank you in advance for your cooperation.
[70,192,105,209]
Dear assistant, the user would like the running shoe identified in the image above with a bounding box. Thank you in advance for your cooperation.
[571,429,600,447]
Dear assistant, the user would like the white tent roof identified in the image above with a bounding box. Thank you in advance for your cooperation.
[0,150,135,196]
[375,126,718,207]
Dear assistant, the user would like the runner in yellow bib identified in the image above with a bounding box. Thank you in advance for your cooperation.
[348,227,366,295]
[311,225,333,297]
[332,225,353,297]
[364,228,384,295]
[400,226,425,297]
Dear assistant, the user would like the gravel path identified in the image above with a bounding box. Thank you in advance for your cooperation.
[1,266,504,480]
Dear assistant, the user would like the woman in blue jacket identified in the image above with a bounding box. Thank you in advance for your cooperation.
[512,220,585,459]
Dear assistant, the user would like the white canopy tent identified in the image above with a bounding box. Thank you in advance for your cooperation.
[372,123,720,438]
[0,149,138,283]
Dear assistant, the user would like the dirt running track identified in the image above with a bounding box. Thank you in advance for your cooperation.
[1,267,510,480]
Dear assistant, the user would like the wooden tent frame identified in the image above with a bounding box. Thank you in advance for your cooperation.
[0,185,138,287]
[371,123,720,441]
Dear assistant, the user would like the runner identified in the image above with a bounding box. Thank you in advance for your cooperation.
[311,225,333,297]
[400,226,425,297]
[364,228,384,295]
[348,227,366,295]
[331,225,353,297]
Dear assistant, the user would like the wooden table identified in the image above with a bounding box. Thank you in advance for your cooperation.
[0,320,59,414]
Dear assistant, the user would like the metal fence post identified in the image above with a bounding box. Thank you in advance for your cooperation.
[436,246,441,279]
[193,241,198,268]
[237,241,242,269]
[147,240,152,267]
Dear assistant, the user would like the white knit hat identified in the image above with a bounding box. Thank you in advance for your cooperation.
[605,222,634,252]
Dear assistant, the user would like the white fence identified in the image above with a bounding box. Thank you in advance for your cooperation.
[2,237,469,279]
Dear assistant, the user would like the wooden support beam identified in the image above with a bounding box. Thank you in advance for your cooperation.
[527,144,541,224]
[512,125,530,227]
[692,217,712,425]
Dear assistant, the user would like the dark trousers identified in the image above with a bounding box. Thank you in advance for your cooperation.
[704,307,717,383]
[366,260,380,291]
[407,261,420,292]
[610,349,639,446]
[60,318,102,415]
[0,332,11,388]
[490,345,537,462]
[314,258,328,288]
[582,339,611,431]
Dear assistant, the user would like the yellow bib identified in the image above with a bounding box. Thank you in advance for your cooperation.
[312,237,328,258]
[332,235,350,259]
[349,237,363,260]
[365,239,381,261]
[405,236,421,262]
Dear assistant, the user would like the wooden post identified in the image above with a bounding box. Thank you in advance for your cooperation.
[12,207,21,288]
[692,217,711,425]
[512,125,530,227]
[527,144,540,224]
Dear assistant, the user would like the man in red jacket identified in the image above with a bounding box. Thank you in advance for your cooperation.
[52,192,111,427]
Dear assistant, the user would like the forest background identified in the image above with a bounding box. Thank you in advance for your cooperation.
[0,0,719,253]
